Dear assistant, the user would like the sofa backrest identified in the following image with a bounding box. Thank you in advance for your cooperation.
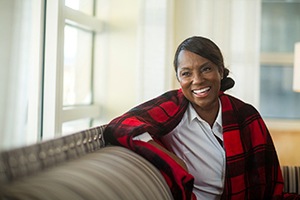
[0,125,173,200]
[0,125,106,184]
[281,166,300,195]
[0,146,173,200]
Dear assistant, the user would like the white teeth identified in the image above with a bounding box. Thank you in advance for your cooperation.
[193,87,210,94]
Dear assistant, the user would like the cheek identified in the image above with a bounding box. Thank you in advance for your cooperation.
[211,72,222,84]
[179,81,193,99]
[179,80,190,89]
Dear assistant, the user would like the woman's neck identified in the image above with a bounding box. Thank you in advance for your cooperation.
[192,101,219,128]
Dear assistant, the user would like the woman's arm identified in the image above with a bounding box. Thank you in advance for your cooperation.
[133,132,188,171]
[148,140,188,171]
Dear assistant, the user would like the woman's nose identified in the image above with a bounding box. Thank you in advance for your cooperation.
[192,73,204,84]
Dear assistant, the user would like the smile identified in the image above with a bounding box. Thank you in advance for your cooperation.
[192,87,210,96]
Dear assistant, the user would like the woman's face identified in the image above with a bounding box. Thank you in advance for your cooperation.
[177,50,223,112]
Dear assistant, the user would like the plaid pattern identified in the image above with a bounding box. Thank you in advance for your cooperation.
[221,93,283,199]
[104,89,299,200]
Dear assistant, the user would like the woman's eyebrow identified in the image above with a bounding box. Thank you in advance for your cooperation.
[177,66,192,72]
[179,67,190,71]
[178,61,213,71]
[199,61,211,67]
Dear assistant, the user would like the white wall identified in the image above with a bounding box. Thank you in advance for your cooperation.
[96,0,174,122]
[95,0,140,121]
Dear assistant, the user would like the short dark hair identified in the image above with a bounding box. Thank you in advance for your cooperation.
[173,36,234,91]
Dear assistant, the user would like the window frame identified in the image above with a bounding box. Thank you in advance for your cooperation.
[42,0,103,139]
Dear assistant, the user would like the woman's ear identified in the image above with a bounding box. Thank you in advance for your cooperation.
[219,68,224,79]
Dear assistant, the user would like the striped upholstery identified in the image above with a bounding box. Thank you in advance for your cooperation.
[0,146,173,200]
[281,166,300,194]
[0,125,106,183]
[0,125,173,200]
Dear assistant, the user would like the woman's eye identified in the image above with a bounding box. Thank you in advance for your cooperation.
[181,72,190,77]
[201,66,212,73]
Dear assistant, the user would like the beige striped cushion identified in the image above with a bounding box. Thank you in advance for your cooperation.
[0,146,173,200]
[281,166,300,194]
[0,125,106,183]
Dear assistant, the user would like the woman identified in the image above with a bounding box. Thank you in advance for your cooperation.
[104,36,288,200]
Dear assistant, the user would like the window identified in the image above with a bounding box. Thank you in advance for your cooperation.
[260,65,300,118]
[260,0,300,120]
[43,0,103,139]
[0,0,104,150]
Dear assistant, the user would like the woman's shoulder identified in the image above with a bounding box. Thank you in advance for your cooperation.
[221,93,260,115]
[220,93,266,131]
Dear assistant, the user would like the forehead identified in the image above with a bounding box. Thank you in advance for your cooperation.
[177,50,212,69]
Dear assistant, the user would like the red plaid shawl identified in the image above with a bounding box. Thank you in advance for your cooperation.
[104,89,297,200]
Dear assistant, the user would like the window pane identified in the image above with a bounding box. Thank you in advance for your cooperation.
[260,1,300,120]
[65,0,94,16]
[261,2,300,53]
[64,25,93,106]
[260,65,300,119]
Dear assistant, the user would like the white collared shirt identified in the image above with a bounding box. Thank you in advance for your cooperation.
[161,101,225,199]
[133,100,226,200]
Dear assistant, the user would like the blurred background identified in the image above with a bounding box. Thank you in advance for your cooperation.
[0,0,300,166]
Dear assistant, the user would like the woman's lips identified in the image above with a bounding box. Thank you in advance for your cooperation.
[192,87,211,97]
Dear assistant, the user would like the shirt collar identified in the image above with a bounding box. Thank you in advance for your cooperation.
[187,99,222,128]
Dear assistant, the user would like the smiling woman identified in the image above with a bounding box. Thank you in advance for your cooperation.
[176,50,223,126]
[174,37,234,127]
[103,36,289,200]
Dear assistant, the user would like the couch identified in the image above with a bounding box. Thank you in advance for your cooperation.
[0,125,299,199]
[0,125,173,200]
